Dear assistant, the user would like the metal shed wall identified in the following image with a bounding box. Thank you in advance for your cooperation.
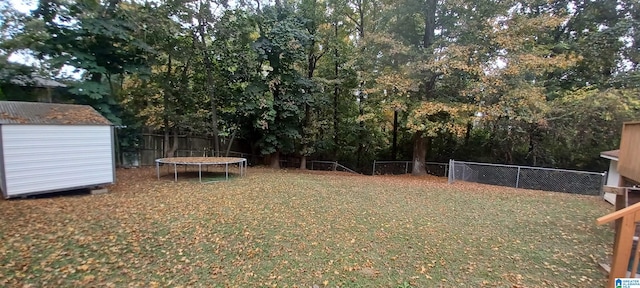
[0,125,114,197]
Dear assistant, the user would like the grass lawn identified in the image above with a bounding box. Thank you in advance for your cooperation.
[0,167,614,287]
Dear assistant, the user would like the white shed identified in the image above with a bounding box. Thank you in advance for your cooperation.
[0,101,115,198]
[600,149,620,205]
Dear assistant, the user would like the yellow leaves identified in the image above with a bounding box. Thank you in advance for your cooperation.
[429,44,485,76]
[77,264,90,272]
[406,101,472,136]
[361,32,411,56]
[483,12,579,82]
[492,13,566,50]
[356,112,379,124]
[82,275,96,283]
[488,85,549,123]
[374,73,418,97]
[498,52,579,77]
[248,31,260,41]
[0,167,614,287]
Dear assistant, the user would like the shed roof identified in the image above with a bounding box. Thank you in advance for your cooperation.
[0,101,112,125]
[600,149,620,161]
[9,74,67,88]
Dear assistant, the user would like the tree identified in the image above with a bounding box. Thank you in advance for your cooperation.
[248,4,313,168]
[211,9,260,156]
[29,0,152,124]
[194,0,224,156]
[3,0,638,172]
[298,0,329,169]
[546,88,640,169]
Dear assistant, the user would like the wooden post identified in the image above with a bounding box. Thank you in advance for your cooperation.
[597,201,640,286]
[609,215,635,283]
[604,186,631,230]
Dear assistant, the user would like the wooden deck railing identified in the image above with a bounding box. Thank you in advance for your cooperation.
[597,200,640,286]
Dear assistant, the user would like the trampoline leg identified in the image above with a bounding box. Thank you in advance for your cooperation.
[199,164,202,183]
[174,163,177,182]
[225,163,229,180]
[156,162,160,179]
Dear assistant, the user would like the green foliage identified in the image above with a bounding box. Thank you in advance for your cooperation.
[245,4,314,156]
[2,0,640,171]
[544,88,640,169]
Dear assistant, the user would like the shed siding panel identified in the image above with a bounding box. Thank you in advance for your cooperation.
[619,122,640,183]
[2,125,113,196]
[607,160,620,186]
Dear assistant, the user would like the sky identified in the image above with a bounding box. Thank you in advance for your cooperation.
[8,0,82,79]
[9,0,35,14]
[7,0,39,67]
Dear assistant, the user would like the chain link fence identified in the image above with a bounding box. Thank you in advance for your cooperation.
[447,160,606,195]
[372,161,449,176]
[309,161,359,174]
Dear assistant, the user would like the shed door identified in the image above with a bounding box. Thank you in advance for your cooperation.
[2,125,114,196]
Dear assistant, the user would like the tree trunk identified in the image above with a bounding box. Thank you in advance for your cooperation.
[114,129,121,166]
[269,151,280,169]
[332,22,340,162]
[300,33,321,169]
[392,110,398,160]
[300,156,307,170]
[171,128,179,156]
[163,55,172,158]
[423,0,437,48]
[357,0,364,38]
[299,98,311,163]
[426,136,433,160]
[209,95,219,156]
[163,126,170,157]
[411,0,438,174]
[464,121,472,146]
[300,102,311,170]
[196,4,220,157]
[527,123,540,166]
[356,82,365,168]
[411,132,427,175]
[225,128,237,157]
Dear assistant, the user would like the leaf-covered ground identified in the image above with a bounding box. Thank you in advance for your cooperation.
[0,167,614,287]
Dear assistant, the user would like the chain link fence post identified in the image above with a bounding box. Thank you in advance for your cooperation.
[444,163,449,179]
[448,159,454,184]
[600,171,607,195]
[373,160,376,175]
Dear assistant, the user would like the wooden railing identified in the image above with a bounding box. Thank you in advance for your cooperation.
[597,200,640,286]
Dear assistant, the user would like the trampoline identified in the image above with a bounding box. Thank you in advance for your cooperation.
[155,157,247,183]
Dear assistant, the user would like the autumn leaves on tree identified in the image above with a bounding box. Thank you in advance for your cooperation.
[1,0,639,172]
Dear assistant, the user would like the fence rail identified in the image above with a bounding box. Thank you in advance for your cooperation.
[447,160,606,195]
[120,150,359,174]
[310,161,359,174]
[372,160,449,177]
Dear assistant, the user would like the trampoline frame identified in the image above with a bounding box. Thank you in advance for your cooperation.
[155,157,247,183]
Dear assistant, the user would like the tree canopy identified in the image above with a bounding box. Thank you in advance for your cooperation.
[2,0,639,172]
